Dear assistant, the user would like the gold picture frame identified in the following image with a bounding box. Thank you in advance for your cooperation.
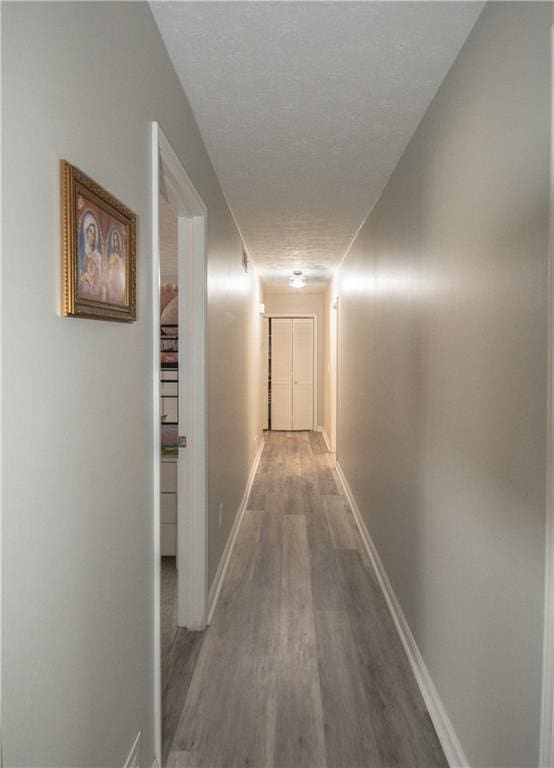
[61,160,136,322]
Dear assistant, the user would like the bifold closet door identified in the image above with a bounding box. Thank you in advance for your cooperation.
[292,318,314,430]
[271,318,293,430]
[270,317,314,430]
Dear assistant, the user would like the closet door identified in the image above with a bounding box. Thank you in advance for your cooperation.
[262,316,269,430]
[292,318,314,430]
[271,318,293,430]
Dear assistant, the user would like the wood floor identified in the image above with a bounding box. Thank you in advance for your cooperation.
[163,431,447,767]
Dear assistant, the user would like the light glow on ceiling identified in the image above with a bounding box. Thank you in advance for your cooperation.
[289,270,306,289]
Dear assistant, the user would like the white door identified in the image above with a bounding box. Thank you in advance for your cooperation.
[271,318,293,430]
[292,318,314,430]
[262,317,269,430]
[270,317,314,430]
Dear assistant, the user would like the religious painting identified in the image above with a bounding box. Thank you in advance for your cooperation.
[61,160,136,321]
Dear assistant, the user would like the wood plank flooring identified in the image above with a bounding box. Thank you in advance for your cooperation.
[163,431,447,768]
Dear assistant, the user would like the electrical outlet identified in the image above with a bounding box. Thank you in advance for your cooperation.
[218,502,223,528]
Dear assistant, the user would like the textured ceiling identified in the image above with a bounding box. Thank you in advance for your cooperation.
[151,2,483,292]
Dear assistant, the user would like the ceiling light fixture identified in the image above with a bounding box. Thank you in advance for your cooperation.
[289,270,306,289]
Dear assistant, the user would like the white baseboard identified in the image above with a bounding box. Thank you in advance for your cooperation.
[335,461,470,768]
[207,437,265,625]
[315,426,333,453]
[123,732,141,768]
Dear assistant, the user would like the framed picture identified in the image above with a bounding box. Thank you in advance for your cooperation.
[61,160,136,321]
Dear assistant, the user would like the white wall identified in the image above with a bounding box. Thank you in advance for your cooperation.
[208,258,263,586]
[263,291,325,427]
[335,4,550,766]
[2,2,262,764]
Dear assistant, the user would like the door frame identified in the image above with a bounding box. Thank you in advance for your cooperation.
[263,313,317,430]
[330,295,339,454]
[262,316,269,430]
[152,122,208,761]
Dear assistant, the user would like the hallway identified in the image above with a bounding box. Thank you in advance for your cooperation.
[164,432,447,767]
[3,4,552,764]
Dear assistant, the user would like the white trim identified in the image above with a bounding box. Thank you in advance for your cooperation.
[315,426,332,453]
[264,312,317,431]
[150,125,162,766]
[122,732,141,768]
[540,24,554,768]
[152,122,208,763]
[330,293,338,454]
[207,438,265,625]
[335,461,470,768]
[0,5,4,759]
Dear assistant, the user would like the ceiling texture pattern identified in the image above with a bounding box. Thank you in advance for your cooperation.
[151,2,483,292]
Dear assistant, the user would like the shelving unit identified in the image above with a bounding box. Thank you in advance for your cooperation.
[161,323,178,456]
[161,323,178,556]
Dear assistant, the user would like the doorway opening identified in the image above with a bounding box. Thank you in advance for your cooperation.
[152,123,208,763]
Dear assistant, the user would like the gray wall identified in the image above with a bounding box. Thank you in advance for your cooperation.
[323,274,339,449]
[2,3,261,765]
[263,291,325,427]
[336,3,550,766]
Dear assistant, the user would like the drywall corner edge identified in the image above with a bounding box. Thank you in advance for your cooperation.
[539,23,554,768]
